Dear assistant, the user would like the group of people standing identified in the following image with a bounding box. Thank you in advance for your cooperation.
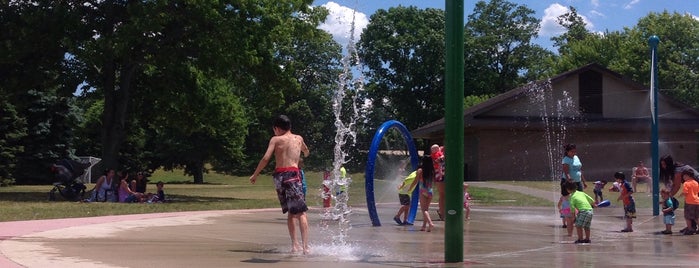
[393,144,457,232]
[659,154,699,235]
[558,142,699,243]
[89,169,164,203]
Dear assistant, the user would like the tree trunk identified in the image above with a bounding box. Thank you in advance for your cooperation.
[101,61,136,170]
[192,160,204,184]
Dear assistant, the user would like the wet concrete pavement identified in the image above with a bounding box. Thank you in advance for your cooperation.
[2,182,699,267]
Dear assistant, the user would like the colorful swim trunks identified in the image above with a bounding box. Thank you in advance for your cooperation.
[273,167,308,214]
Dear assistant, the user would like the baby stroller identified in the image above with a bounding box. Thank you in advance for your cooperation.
[48,159,90,201]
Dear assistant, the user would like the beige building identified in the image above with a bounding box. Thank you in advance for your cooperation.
[412,63,699,181]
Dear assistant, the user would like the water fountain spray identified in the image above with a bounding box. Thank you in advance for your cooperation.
[320,5,364,247]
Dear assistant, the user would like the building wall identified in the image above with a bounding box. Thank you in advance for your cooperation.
[603,76,649,118]
[467,128,698,181]
[430,67,699,182]
[486,79,581,118]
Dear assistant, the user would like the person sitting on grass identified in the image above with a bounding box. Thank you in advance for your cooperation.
[117,172,143,203]
[90,169,116,202]
[156,181,165,202]
[142,181,166,203]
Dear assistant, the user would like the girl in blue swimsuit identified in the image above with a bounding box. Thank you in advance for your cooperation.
[418,156,435,232]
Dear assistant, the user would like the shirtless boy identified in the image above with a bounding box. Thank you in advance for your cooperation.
[250,115,311,254]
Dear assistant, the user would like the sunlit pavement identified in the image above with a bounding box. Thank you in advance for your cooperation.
[2,199,698,268]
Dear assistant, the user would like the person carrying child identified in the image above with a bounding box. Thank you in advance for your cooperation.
[660,188,678,234]
[615,172,636,232]
[566,182,595,244]
[592,179,607,204]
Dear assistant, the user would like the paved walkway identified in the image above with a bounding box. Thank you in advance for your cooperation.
[2,182,697,267]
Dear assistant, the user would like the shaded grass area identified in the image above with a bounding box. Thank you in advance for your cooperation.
[2,169,557,222]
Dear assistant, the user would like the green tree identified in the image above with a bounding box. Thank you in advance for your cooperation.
[553,11,699,108]
[0,2,84,184]
[140,66,247,183]
[0,98,27,186]
[615,11,699,107]
[548,31,625,76]
[13,90,83,184]
[69,1,326,181]
[464,0,552,95]
[270,9,343,170]
[358,6,446,130]
[550,6,590,55]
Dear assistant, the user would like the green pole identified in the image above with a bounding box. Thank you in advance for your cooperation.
[649,35,660,216]
[444,0,464,263]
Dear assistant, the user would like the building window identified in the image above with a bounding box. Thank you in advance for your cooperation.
[579,70,603,115]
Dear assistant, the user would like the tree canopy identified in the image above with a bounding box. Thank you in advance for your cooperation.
[1,1,698,184]
[358,6,447,130]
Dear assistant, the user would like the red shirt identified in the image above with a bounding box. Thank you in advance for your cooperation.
[431,151,444,181]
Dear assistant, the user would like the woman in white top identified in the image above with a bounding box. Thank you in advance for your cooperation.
[91,169,115,202]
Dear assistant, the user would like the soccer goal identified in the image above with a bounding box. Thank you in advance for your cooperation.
[77,156,101,183]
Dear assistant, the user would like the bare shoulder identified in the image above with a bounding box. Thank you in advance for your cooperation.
[269,135,283,144]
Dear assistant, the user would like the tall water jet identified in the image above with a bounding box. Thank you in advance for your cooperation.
[525,80,578,239]
[319,5,364,248]
[530,81,577,187]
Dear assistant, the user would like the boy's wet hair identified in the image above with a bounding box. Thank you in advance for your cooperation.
[273,115,292,131]
[614,171,626,181]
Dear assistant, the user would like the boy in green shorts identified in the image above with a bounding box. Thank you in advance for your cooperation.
[566,182,596,244]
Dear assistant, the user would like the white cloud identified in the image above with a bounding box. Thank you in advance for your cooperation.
[539,3,595,37]
[624,0,640,10]
[590,0,599,8]
[316,1,369,45]
[539,4,569,37]
[589,10,604,18]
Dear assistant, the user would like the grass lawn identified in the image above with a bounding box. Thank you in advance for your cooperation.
[496,180,662,208]
[3,169,657,222]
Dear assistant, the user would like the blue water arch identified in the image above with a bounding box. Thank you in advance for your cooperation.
[365,120,419,227]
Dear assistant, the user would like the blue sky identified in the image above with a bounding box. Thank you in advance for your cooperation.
[312,0,698,50]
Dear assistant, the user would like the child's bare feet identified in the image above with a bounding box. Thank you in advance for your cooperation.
[291,243,302,254]
[303,247,311,255]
